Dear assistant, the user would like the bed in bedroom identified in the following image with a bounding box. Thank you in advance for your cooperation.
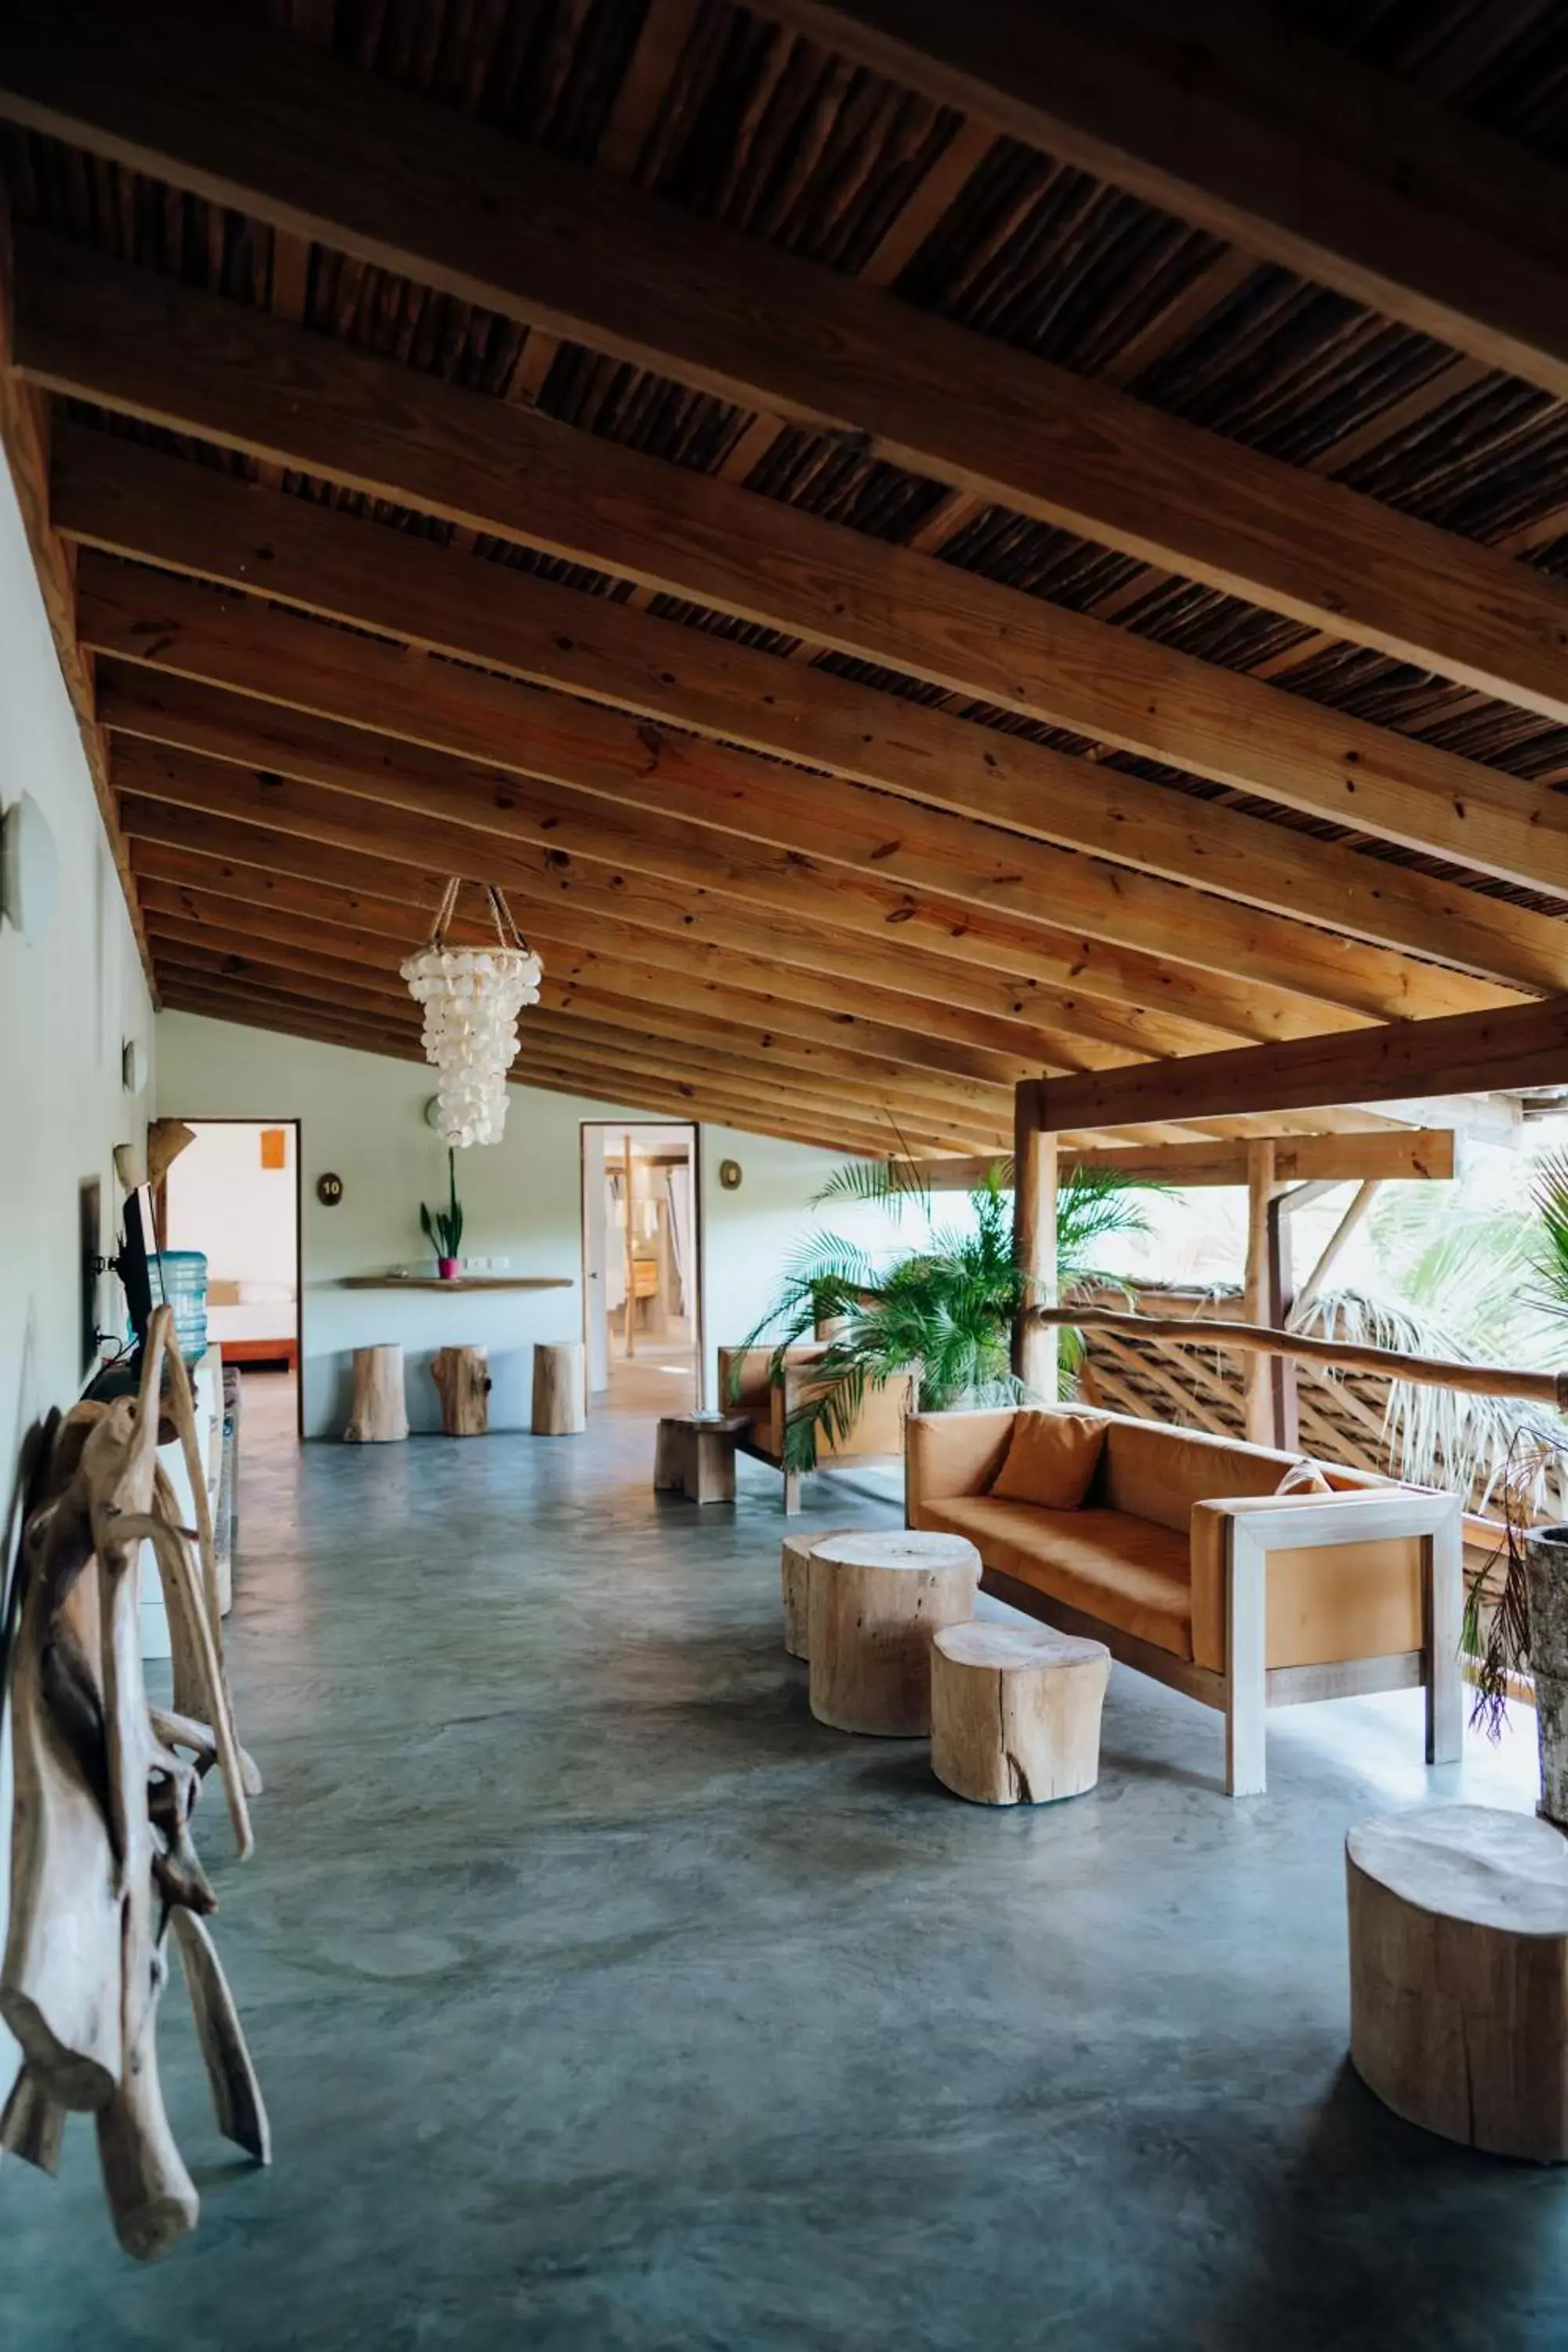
[205,1277,299,1370]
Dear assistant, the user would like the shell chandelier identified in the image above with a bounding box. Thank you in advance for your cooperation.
[401,880,543,1146]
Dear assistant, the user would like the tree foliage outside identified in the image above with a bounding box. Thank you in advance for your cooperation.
[733,1158,1151,1473]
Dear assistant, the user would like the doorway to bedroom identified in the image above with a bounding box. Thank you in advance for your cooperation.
[581,1123,701,1416]
[161,1117,303,1441]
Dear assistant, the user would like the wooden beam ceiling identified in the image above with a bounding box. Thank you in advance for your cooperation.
[5,1,1568,719]
[919,1131,1458,1189]
[114,797,1185,1075]
[1028,997,1568,1136]
[52,427,1566,1007]
[90,634,1343,1054]
[16,236,1568,901]
[768,0,1568,405]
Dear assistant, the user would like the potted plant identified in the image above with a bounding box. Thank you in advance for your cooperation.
[732,1157,1149,1474]
[1469,1150,1568,1828]
[420,1149,464,1280]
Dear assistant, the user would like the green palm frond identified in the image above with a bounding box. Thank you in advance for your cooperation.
[742,1156,1152,1471]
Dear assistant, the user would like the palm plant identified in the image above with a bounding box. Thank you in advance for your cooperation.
[734,1157,1149,1474]
[1468,1149,1568,1732]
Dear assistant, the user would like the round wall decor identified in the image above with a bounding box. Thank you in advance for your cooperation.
[316,1172,345,1207]
[717,1158,743,1191]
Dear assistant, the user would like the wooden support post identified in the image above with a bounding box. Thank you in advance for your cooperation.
[621,1138,637,1360]
[1242,1140,1276,1446]
[1266,1185,1298,1454]
[1011,1084,1058,1401]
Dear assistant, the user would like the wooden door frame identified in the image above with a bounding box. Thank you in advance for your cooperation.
[578,1120,704,1413]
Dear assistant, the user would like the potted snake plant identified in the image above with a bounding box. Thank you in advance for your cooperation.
[419,1149,464,1280]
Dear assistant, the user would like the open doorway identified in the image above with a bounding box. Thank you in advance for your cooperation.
[581,1123,701,1414]
[162,1118,302,1442]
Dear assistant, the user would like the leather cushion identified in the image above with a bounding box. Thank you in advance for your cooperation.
[990,1409,1108,1508]
[921,1497,1192,1660]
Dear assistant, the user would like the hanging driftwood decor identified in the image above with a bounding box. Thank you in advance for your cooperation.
[0,1306,267,2260]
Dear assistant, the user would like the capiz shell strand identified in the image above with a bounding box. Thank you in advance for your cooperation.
[401,942,543,1145]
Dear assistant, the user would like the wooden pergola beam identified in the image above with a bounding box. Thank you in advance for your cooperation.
[81,571,1415,1044]
[917,1131,1457,1189]
[1026,999,1568,1136]
[17,237,1568,899]
[53,427,1562,1008]
[2,0,1565,715]
[771,0,1568,408]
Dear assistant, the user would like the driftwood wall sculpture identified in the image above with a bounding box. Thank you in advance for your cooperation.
[1,1306,267,2260]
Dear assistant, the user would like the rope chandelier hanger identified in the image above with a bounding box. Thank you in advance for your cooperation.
[400,879,543,1147]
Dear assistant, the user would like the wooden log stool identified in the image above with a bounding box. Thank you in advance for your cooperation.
[779,1528,857,1660]
[1347,1804,1568,2161]
[653,1413,747,1504]
[431,1345,491,1437]
[532,1341,586,1435]
[343,1344,408,1443]
[931,1622,1111,1805]
[808,1530,979,1737]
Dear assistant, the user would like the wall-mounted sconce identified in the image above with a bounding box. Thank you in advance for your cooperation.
[718,1159,743,1191]
[122,1037,147,1095]
[0,791,60,944]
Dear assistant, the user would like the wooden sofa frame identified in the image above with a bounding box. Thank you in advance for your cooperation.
[956,1487,1463,1798]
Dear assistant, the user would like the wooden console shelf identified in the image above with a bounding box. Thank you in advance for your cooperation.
[338,1276,572,1292]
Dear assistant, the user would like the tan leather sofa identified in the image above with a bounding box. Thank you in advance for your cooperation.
[906,1406,1463,1793]
[719,1347,914,1514]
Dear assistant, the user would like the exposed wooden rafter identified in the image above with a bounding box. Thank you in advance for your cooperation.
[14,237,1568,901]
[52,428,1565,1007]
[3,1,1568,716]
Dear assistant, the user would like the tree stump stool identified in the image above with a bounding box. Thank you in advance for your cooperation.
[431,1345,491,1437]
[532,1341,586,1435]
[779,1529,857,1660]
[653,1414,747,1504]
[931,1622,1111,1804]
[343,1345,408,1443]
[808,1530,979,1737]
[1347,1804,1568,2161]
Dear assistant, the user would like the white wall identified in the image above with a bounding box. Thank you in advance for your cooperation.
[155,1015,901,1436]
[165,1120,299,1290]
[0,448,157,2097]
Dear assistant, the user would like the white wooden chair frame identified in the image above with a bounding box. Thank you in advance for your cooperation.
[981,1489,1464,1798]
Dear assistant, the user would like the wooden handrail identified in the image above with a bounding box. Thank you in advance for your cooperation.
[1031,1305,1568,1411]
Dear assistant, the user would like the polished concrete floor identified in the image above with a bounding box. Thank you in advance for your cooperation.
[5,1377,1566,2350]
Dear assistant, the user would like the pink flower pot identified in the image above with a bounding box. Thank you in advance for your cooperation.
[437,1258,459,1281]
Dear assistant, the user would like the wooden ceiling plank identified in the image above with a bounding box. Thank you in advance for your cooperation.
[767,0,1568,405]
[152,948,1000,1151]
[125,840,1099,1081]
[1030,996,1568,1134]
[114,796,1182,1070]
[92,641,1312,1050]
[135,876,1050,1088]
[156,978,927,1156]
[6,9,1568,719]
[78,569,1461,1034]
[52,426,1556,1008]
[18,241,1568,899]
[142,907,1019,1127]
